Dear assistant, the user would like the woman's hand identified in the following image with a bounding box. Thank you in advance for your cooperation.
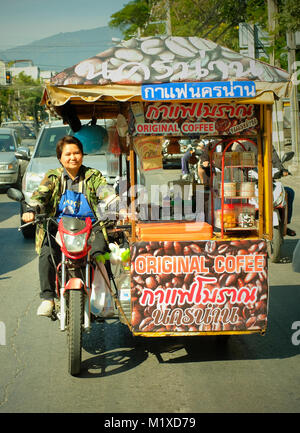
[22,212,35,223]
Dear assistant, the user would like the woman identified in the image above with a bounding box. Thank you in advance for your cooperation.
[22,135,109,316]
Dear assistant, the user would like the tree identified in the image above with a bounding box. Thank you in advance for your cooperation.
[109,0,300,68]
[109,0,250,50]
[0,86,13,123]
[245,0,300,69]
[278,0,300,33]
[1,72,47,124]
[109,0,151,38]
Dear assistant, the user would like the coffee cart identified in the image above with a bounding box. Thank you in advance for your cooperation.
[42,36,291,337]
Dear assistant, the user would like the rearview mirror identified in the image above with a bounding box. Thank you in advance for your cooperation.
[7,188,24,202]
[15,147,30,161]
[281,151,294,164]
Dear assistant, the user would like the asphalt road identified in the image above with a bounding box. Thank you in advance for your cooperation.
[0,176,299,414]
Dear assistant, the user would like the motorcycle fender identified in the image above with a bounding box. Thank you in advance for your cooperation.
[273,209,280,227]
[65,278,84,291]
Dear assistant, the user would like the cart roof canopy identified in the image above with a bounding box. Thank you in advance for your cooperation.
[43,36,291,118]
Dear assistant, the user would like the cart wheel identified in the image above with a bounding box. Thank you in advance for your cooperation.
[218,335,230,342]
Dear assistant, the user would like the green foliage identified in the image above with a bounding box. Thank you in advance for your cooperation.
[109,0,151,38]
[244,0,267,28]
[0,86,12,123]
[108,0,300,70]
[109,0,250,49]
[279,0,300,32]
[0,72,47,124]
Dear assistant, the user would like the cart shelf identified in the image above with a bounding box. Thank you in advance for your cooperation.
[223,224,258,231]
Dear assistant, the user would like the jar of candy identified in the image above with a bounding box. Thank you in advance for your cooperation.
[238,182,255,197]
[215,204,236,229]
[236,204,256,228]
[218,181,237,198]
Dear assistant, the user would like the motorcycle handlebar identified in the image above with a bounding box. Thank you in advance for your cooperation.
[273,169,292,180]
[19,214,128,232]
[273,171,283,180]
[19,214,57,231]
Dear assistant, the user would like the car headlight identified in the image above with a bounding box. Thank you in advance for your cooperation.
[23,172,44,193]
[0,162,17,170]
[63,233,87,252]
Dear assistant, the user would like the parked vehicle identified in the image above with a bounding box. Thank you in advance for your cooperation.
[268,151,295,262]
[249,151,294,263]
[292,240,300,273]
[17,120,122,238]
[1,120,38,153]
[0,127,30,188]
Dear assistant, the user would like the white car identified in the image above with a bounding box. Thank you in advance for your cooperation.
[1,120,38,153]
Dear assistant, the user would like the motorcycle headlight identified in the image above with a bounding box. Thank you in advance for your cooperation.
[63,232,87,252]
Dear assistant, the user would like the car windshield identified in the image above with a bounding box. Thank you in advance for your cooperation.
[0,134,16,152]
[1,122,36,139]
[34,125,109,158]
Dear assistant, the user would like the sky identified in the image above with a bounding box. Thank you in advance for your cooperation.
[0,0,127,50]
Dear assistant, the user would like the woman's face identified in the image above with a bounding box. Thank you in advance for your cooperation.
[60,143,83,175]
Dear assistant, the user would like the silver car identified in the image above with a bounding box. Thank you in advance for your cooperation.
[0,127,29,188]
[1,120,38,154]
[19,120,122,238]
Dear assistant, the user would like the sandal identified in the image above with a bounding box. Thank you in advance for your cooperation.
[286,228,296,236]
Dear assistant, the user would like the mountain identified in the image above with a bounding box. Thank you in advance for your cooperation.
[0,26,123,72]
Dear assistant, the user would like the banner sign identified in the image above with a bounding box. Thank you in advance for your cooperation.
[142,81,256,101]
[133,102,259,135]
[51,37,290,86]
[130,240,268,333]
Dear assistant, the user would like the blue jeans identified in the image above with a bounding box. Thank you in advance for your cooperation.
[284,186,295,224]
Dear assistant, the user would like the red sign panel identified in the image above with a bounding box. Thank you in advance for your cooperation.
[133,102,260,136]
[130,240,268,333]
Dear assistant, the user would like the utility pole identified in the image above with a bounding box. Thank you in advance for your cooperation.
[166,0,172,36]
[267,0,277,66]
[287,31,300,163]
[267,0,284,156]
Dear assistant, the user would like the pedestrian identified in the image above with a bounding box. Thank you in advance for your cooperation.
[272,146,296,236]
[181,146,195,178]
[233,140,296,236]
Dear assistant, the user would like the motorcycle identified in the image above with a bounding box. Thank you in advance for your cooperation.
[268,151,294,262]
[7,187,129,376]
[249,151,294,263]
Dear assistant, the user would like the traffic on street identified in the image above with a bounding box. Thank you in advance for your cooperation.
[1,0,300,419]
[0,171,299,412]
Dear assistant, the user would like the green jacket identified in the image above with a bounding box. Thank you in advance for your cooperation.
[29,166,108,254]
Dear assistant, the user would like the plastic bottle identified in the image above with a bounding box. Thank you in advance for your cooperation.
[116,270,131,325]
[215,204,236,228]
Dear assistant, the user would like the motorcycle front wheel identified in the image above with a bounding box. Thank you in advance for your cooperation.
[67,290,84,376]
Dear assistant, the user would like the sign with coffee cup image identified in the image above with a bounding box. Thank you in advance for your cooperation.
[130,240,268,334]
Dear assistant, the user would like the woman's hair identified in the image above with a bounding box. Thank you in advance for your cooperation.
[56,135,83,160]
